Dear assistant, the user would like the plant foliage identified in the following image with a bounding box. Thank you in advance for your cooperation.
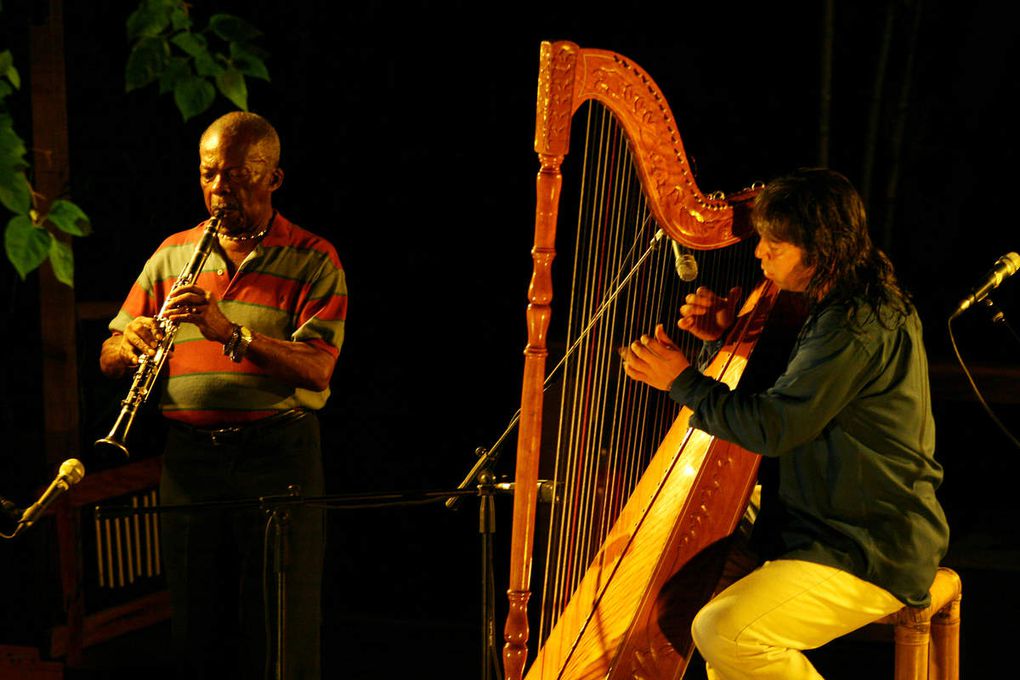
[0,48,91,286]
[126,0,270,120]
[0,1,270,285]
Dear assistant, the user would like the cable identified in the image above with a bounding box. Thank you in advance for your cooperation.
[947,313,1020,450]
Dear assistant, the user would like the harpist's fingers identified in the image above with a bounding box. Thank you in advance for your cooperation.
[623,358,650,384]
[626,341,657,370]
[637,331,677,360]
[630,338,654,362]
[654,324,678,349]
[695,286,723,302]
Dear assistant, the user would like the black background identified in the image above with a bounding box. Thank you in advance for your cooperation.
[1,1,1017,678]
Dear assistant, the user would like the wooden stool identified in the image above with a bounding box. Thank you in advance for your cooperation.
[872,567,962,680]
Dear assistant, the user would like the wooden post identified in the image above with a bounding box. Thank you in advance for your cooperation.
[29,0,85,666]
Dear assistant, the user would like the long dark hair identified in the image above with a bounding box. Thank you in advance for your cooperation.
[752,168,911,327]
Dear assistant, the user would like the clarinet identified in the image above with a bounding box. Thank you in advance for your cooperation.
[95,211,224,457]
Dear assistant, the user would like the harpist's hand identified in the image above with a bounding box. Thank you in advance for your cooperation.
[622,324,691,391]
[677,286,742,341]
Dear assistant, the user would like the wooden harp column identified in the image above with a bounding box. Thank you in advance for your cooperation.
[503,41,775,680]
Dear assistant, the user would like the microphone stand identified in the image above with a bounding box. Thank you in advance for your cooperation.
[447,224,667,512]
[477,465,500,680]
[96,490,298,680]
[95,486,478,680]
[450,451,558,680]
[263,487,300,680]
[446,225,667,680]
[980,297,1019,342]
[0,497,24,539]
[272,506,288,680]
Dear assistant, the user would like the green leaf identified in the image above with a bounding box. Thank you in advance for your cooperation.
[1,50,20,90]
[49,236,75,287]
[230,43,270,81]
[126,0,175,39]
[126,36,170,91]
[173,76,215,121]
[193,50,225,78]
[1,66,19,92]
[208,14,262,42]
[46,199,92,237]
[0,123,29,166]
[0,81,12,101]
[158,56,191,94]
[216,69,248,111]
[171,31,208,58]
[169,5,193,32]
[0,166,31,215]
[4,215,51,280]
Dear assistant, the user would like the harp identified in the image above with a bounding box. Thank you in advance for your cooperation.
[502,42,792,680]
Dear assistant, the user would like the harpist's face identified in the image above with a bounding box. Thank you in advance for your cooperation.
[754,237,815,293]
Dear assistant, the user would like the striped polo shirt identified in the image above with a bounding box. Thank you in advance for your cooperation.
[110,213,347,426]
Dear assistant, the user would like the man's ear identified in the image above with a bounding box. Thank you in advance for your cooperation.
[269,167,284,191]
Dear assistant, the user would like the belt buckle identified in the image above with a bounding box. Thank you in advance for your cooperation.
[209,426,241,446]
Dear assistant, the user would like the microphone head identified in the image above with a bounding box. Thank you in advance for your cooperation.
[999,252,1020,277]
[953,250,1020,318]
[675,253,699,282]
[670,238,699,282]
[59,459,85,485]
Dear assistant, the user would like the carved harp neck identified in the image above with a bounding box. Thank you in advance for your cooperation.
[535,41,755,248]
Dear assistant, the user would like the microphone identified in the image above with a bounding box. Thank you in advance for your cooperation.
[671,241,698,282]
[954,252,1020,317]
[16,459,85,533]
[493,480,559,504]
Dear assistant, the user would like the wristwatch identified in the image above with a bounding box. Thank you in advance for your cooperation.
[224,324,254,362]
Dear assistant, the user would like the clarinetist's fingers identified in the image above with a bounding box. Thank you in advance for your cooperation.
[164,308,191,323]
[116,335,140,364]
[123,318,160,357]
[167,285,213,309]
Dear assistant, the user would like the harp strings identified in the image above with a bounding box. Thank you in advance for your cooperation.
[538,103,687,640]
[535,102,762,643]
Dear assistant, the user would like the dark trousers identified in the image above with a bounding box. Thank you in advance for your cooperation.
[160,412,324,680]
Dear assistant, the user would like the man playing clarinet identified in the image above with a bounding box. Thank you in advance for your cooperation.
[100,111,347,680]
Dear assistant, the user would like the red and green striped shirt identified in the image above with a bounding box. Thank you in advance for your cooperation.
[110,214,347,426]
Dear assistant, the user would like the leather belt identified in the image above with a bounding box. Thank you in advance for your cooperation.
[170,409,308,446]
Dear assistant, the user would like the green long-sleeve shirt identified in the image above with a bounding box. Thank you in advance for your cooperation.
[669,299,949,607]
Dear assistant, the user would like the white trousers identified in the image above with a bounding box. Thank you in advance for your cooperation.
[691,559,904,680]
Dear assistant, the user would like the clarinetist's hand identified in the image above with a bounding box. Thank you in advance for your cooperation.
[165,284,234,344]
[677,286,742,341]
[120,317,162,363]
[99,317,162,378]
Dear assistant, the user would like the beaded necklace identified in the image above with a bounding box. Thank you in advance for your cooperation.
[218,211,276,242]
